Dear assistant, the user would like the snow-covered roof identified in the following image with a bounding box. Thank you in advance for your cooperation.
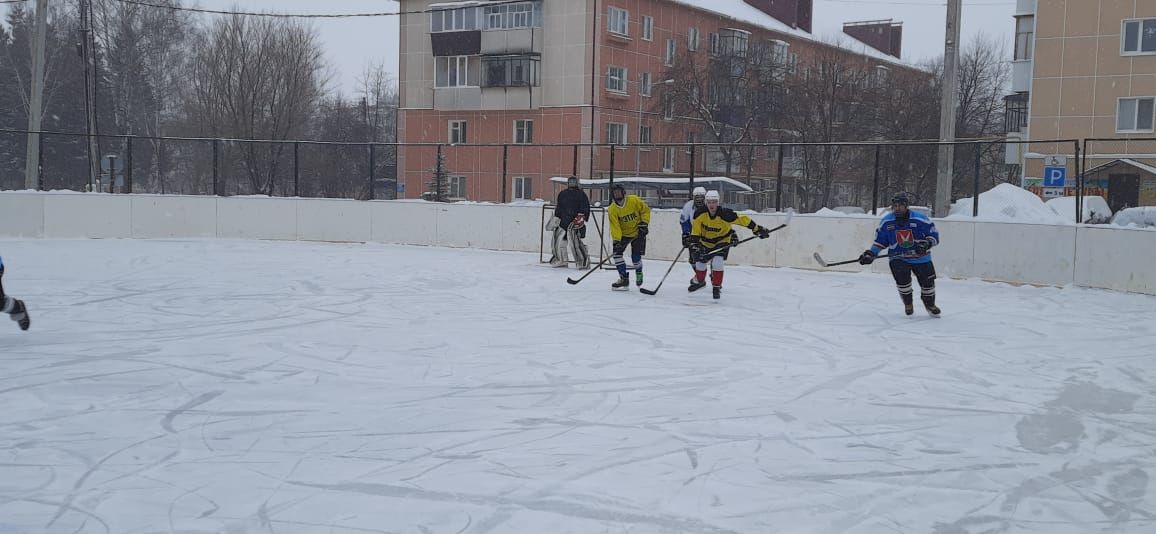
[670,0,924,70]
[549,175,754,192]
[1085,158,1156,176]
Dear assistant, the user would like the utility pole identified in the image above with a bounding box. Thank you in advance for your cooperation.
[23,0,50,190]
[935,0,963,217]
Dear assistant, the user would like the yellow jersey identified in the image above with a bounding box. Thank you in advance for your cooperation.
[691,207,755,249]
[608,195,651,241]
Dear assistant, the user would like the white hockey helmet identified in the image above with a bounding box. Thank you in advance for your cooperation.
[692,186,707,198]
[705,190,720,202]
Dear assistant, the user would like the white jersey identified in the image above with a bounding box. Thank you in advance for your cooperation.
[679,200,697,232]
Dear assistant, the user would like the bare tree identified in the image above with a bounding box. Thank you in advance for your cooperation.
[185,14,324,195]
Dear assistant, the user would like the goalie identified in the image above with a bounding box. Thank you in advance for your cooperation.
[548,176,591,269]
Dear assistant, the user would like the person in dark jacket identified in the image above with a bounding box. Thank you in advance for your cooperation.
[0,255,30,331]
[549,176,592,268]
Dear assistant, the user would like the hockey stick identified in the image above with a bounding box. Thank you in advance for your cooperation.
[699,213,793,256]
[566,256,613,285]
[813,251,892,268]
[639,247,687,296]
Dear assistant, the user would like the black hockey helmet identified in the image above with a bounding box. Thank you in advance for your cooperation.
[890,191,912,207]
[610,183,626,202]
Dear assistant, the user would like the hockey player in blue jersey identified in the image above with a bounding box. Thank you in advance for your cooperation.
[679,187,707,284]
[859,192,942,317]
[0,255,31,331]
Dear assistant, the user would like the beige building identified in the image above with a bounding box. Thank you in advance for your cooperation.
[1008,0,1156,210]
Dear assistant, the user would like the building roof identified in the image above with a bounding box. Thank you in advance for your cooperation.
[1085,158,1156,176]
[670,0,926,70]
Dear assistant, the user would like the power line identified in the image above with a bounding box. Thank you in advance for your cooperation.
[0,0,31,4]
[109,0,531,18]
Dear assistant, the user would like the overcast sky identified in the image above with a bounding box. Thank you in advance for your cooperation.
[5,0,1015,93]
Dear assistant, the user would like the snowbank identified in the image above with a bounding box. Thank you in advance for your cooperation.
[947,183,1071,225]
[1046,196,1113,224]
[1112,207,1156,229]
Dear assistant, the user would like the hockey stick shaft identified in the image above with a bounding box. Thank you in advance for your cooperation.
[815,252,893,267]
[639,247,687,296]
[700,222,787,256]
[566,256,612,285]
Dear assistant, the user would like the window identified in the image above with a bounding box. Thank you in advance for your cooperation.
[607,122,627,144]
[716,28,750,57]
[1117,97,1155,132]
[483,55,541,87]
[606,65,627,93]
[642,15,653,41]
[436,56,471,87]
[514,120,533,144]
[663,147,676,172]
[1015,16,1034,60]
[1123,19,1156,55]
[640,72,652,96]
[449,176,467,199]
[663,94,674,120]
[665,39,676,66]
[482,2,539,30]
[513,176,533,200]
[710,33,719,55]
[608,6,629,36]
[431,7,478,32]
[769,39,789,64]
[639,125,652,145]
[449,120,468,144]
[688,27,699,51]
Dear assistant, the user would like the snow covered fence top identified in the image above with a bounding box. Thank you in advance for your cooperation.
[548,176,753,193]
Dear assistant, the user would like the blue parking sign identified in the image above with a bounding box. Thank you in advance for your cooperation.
[1043,167,1067,187]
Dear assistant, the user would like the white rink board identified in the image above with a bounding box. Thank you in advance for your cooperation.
[1,192,1154,295]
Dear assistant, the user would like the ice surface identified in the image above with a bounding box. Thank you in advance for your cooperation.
[2,239,1155,534]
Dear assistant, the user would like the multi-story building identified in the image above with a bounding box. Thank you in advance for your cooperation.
[1006,0,1156,211]
[397,0,918,206]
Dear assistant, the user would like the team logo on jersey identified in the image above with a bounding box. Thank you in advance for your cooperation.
[896,229,914,248]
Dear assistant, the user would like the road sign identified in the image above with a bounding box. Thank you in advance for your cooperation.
[1044,166,1067,187]
[397,182,406,193]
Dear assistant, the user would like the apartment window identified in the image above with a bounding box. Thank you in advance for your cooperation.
[608,6,629,36]
[1123,19,1156,54]
[688,27,699,51]
[716,28,750,57]
[665,39,677,66]
[769,40,790,64]
[710,33,719,55]
[1117,97,1155,133]
[1015,16,1034,60]
[431,7,478,33]
[639,125,652,145]
[449,120,468,144]
[448,176,467,199]
[640,72,652,96]
[483,55,541,87]
[607,122,627,145]
[663,94,674,120]
[606,65,627,93]
[513,176,533,200]
[642,15,654,41]
[514,120,534,144]
[663,147,676,172]
[436,56,471,87]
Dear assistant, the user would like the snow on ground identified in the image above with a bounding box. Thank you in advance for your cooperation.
[2,239,1155,534]
[1047,196,1114,224]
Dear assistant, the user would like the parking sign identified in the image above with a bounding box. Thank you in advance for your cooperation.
[1043,155,1067,188]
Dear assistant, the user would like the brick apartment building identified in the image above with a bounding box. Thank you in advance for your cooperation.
[397,0,920,206]
[1006,0,1156,210]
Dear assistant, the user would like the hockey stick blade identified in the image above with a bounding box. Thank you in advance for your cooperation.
[639,288,658,296]
[813,251,829,267]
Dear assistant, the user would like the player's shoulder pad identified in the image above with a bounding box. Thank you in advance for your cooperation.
[718,207,739,222]
[693,206,710,218]
[910,211,933,223]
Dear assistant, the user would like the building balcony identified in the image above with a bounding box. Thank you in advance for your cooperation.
[432,31,481,57]
[1004,92,1029,134]
[480,27,543,55]
[434,86,482,111]
[1011,59,1032,93]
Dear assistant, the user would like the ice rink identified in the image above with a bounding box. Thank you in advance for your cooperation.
[1,238,1154,534]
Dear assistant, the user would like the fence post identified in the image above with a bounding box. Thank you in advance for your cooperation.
[572,144,578,177]
[212,139,220,196]
[688,144,696,197]
[775,144,784,212]
[1074,140,1083,224]
[609,145,616,187]
[973,143,982,217]
[501,144,509,203]
[872,144,881,215]
[36,133,44,191]
[436,143,444,202]
[125,136,133,194]
[368,144,376,201]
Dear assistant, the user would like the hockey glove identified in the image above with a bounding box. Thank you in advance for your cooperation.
[755,226,771,239]
[572,213,586,228]
[913,239,932,255]
[636,222,649,238]
[682,233,694,248]
[689,244,706,264]
[859,250,876,265]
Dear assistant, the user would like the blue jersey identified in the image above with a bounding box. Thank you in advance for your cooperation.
[870,211,939,264]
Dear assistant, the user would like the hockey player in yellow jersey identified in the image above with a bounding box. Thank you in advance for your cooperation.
[607,184,652,290]
[688,190,771,299]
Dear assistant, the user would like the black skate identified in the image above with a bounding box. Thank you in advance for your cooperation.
[688,279,707,292]
[924,303,941,317]
[611,276,630,291]
[712,286,721,300]
[904,303,914,316]
[635,272,644,286]
[10,300,29,331]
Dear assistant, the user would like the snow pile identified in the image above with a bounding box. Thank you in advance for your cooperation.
[1046,196,1113,224]
[810,207,877,218]
[1112,207,1156,228]
[947,183,1071,224]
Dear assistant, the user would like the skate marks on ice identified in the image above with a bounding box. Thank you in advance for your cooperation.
[2,239,1156,533]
